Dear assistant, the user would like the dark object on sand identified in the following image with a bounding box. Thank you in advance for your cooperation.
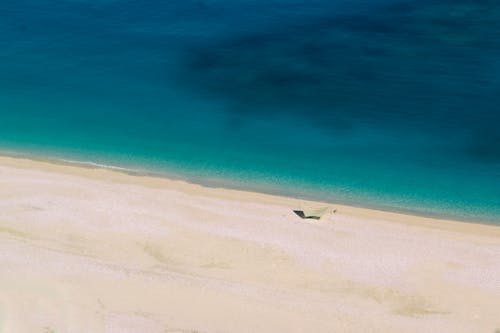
[294,207,336,220]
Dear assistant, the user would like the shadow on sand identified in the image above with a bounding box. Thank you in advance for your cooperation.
[293,210,321,220]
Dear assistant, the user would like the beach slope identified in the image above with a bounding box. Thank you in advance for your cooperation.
[0,156,499,332]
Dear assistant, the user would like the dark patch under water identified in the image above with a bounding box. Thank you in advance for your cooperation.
[179,0,500,162]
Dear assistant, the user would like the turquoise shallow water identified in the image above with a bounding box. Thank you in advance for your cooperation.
[1,0,499,223]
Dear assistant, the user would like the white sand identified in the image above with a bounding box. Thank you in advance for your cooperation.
[0,155,499,333]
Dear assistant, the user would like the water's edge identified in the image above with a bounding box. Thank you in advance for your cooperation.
[2,148,498,226]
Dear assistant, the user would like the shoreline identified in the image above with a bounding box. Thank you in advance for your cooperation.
[0,153,499,237]
[1,153,499,332]
[1,150,498,226]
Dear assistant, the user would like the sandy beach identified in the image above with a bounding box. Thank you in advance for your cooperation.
[0,155,499,333]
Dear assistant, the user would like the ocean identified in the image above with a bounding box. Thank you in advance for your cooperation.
[1,0,499,223]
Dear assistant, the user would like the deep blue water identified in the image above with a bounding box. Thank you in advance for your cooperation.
[1,0,499,223]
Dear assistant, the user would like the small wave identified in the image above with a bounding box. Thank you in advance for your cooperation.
[58,158,136,172]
